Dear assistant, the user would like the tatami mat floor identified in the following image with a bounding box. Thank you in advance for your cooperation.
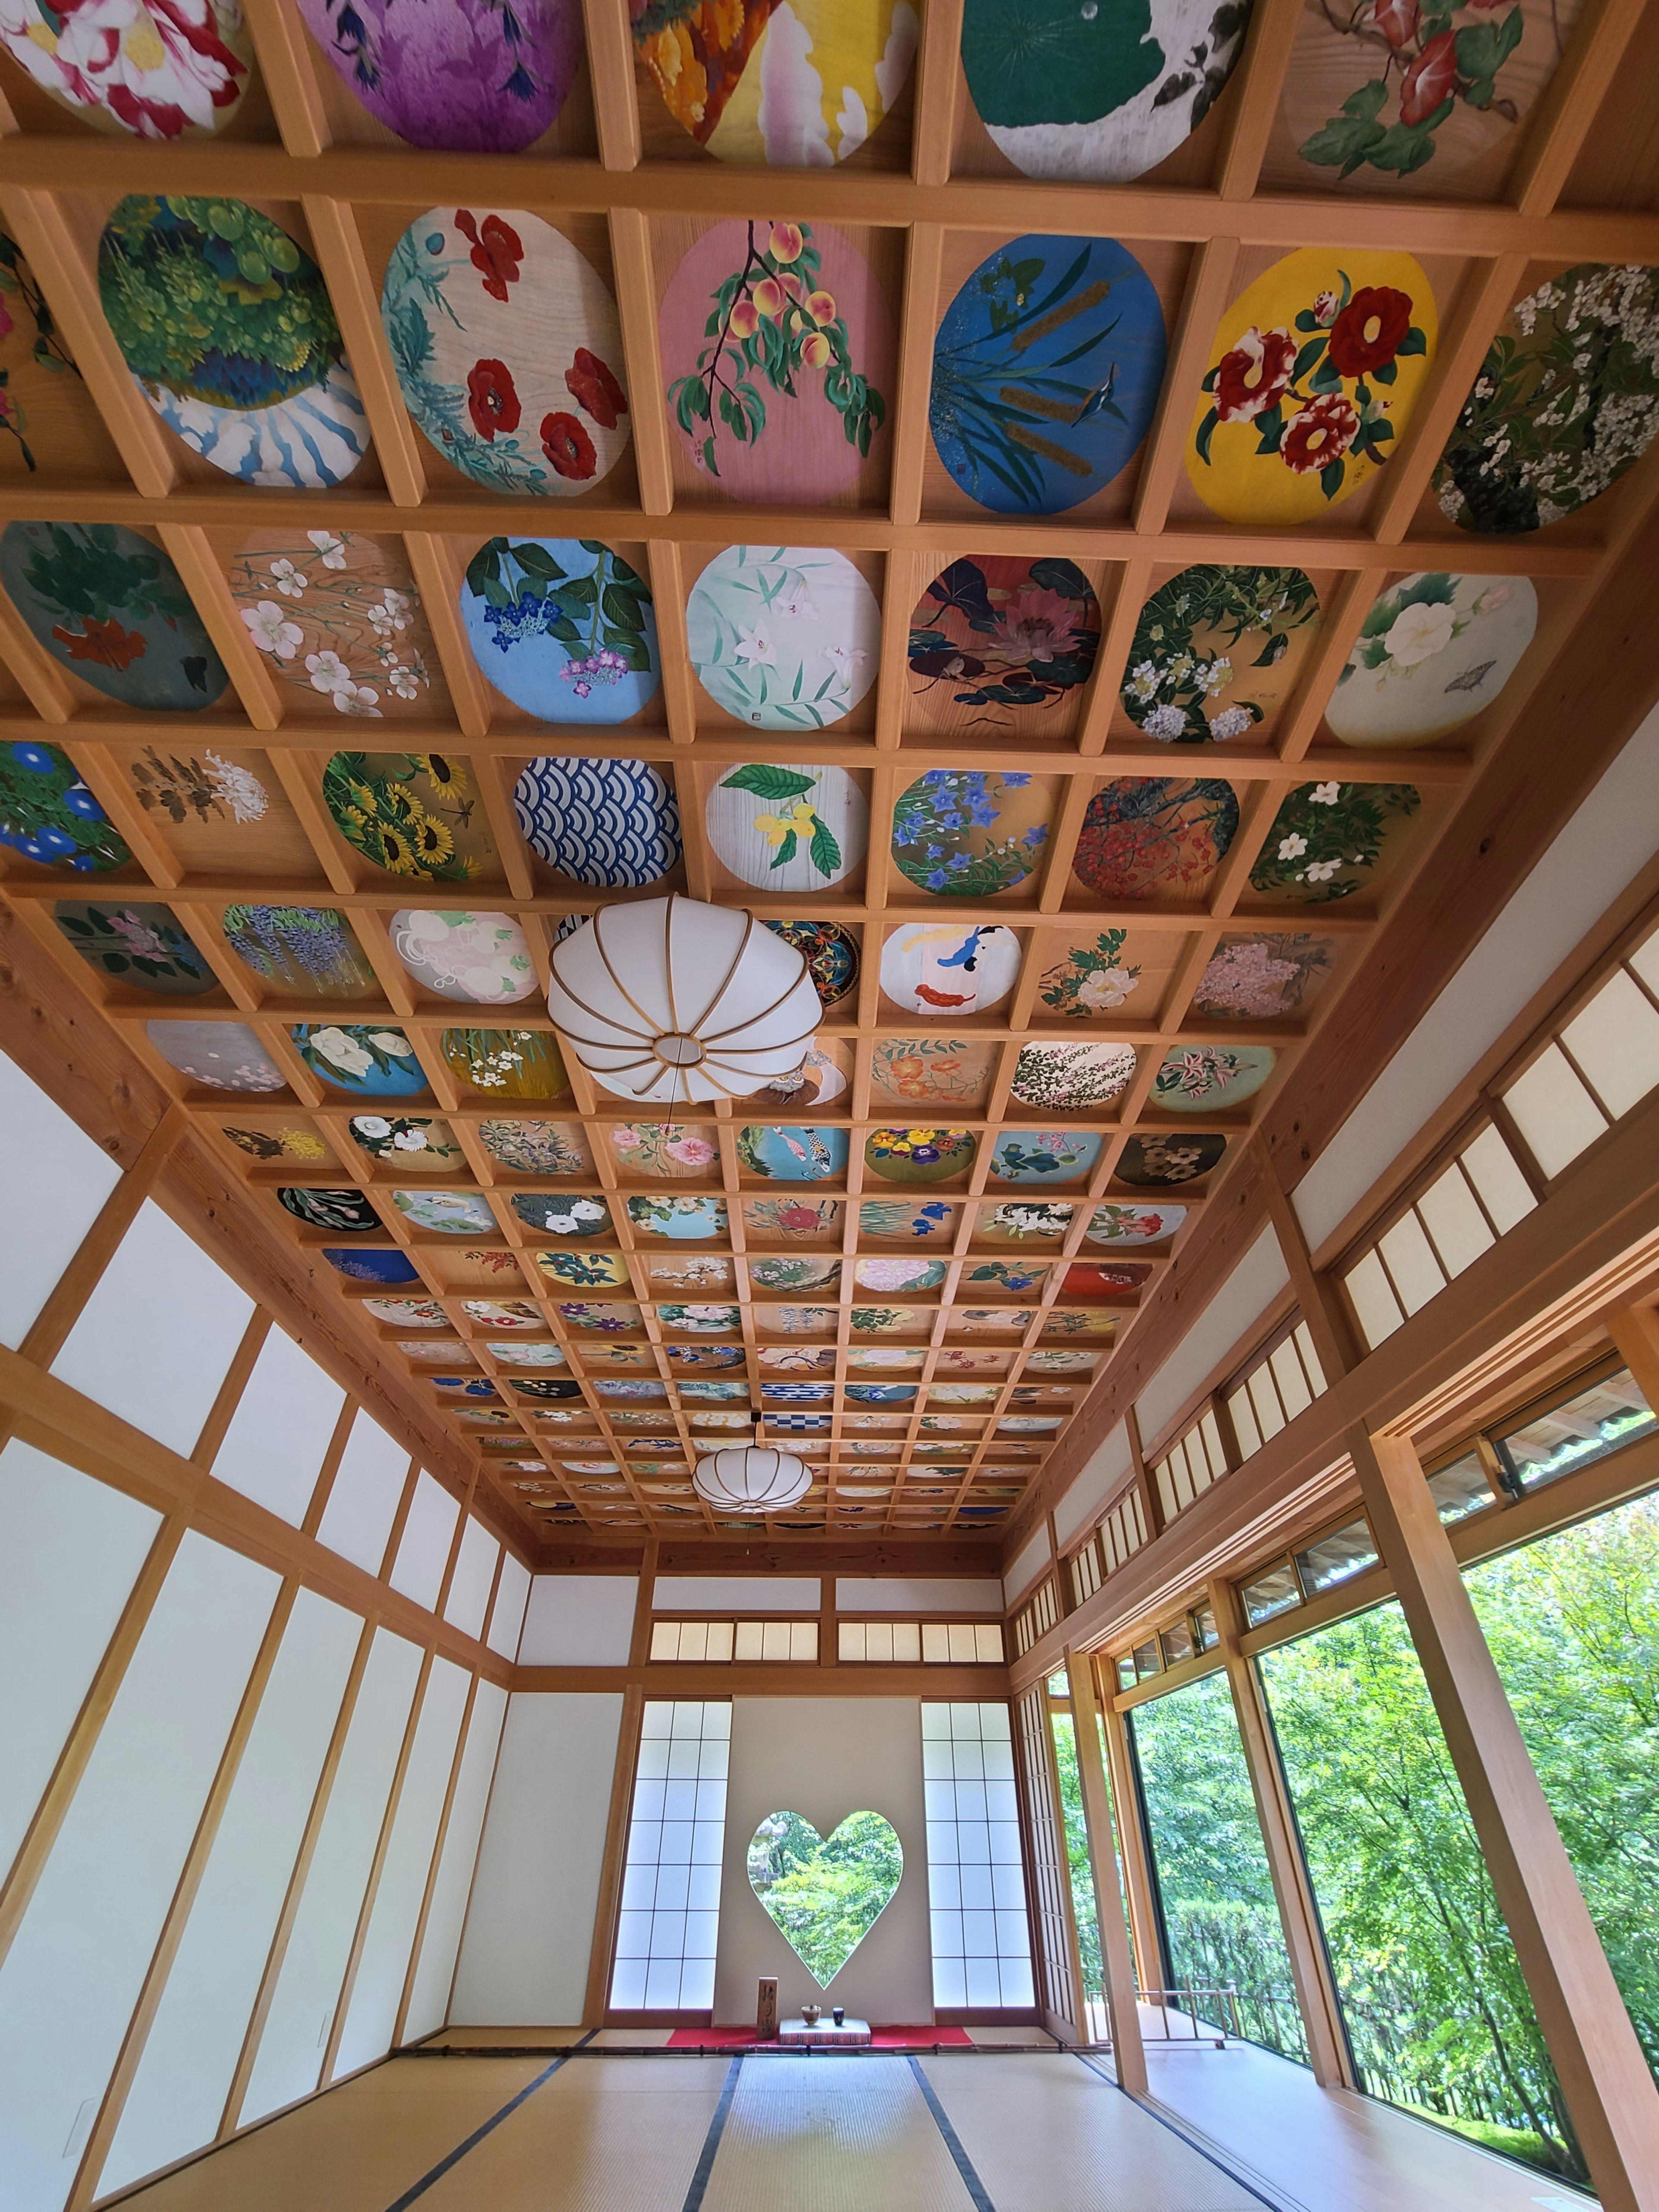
[112,2043,1585,2212]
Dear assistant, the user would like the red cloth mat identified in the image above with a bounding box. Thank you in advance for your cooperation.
[666,2024,973,2049]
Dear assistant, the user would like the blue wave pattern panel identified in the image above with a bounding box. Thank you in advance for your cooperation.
[512,755,683,885]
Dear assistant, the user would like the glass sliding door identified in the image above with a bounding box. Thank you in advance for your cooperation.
[1258,1605,1585,2183]
[1462,1491,1659,2083]
[1047,1687,1104,2027]
[1128,1670,1308,2061]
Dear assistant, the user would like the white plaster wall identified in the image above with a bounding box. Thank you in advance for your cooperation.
[834,1579,1003,1614]
[713,1698,932,2027]
[448,1692,624,2025]
[1135,1226,1290,1448]
[654,1576,820,1611]
[1053,1421,1134,1547]
[518,1575,637,1664]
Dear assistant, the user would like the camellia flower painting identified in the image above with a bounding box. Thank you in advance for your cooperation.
[0,0,253,138]
[1188,248,1437,523]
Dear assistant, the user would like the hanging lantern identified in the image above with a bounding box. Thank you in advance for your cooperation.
[546,894,820,1105]
[693,1445,812,1513]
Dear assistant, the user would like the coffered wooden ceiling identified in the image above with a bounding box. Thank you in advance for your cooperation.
[0,0,1657,1560]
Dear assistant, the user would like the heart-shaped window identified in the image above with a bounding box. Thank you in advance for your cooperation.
[747,1809,904,1988]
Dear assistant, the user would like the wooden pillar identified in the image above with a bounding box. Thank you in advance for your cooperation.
[1065,1648,1147,2092]
[1097,1682,1162,1996]
[1208,1579,1353,2089]
[1605,1300,1659,1415]
[1352,1424,1659,2212]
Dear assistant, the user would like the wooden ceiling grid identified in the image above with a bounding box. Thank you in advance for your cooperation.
[0,0,1657,1555]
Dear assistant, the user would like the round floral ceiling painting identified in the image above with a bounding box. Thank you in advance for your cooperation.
[864,1127,978,1185]
[608,1123,719,1179]
[296,0,581,150]
[229,531,437,719]
[513,754,680,885]
[908,555,1101,735]
[891,770,1052,897]
[1122,565,1320,744]
[54,900,212,994]
[660,219,893,501]
[931,234,1166,515]
[1249,781,1418,903]
[1088,1201,1187,1246]
[147,1018,285,1090]
[1325,574,1538,746]
[441,1027,567,1098]
[322,750,497,884]
[627,1193,728,1239]
[632,0,918,164]
[706,760,867,891]
[1436,265,1659,533]
[279,1185,380,1233]
[478,1118,586,1174]
[350,1112,462,1173]
[961,0,1248,179]
[1188,249,1437,525]
[686,545,879,731]
[381,207,629,494]
[0,741,129,871]
[1153,1042,1276,1112]
[879,921,1020,1017]
[990,1131,1102,1184]
[292,1022,427,1096]
[1192,932,1337,1020]
[0,0,252,137]
[391,910,537,1004]
[0,523,228,711]
[324,1247,421,1284]
[222,905,380,998]
[391,1187,498,1235]
[1011,1041,1137,1111]
[459,537,658,724]
[763,919,859,1010]
[97,196,369,488]
[1074,776,1239,899]
[1115,1131,1225,1186]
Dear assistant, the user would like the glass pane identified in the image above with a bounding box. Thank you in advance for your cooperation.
[1116,1656,1137,1693]
[1133,1639,1162,1680]
[1496,1367,1654,1491]
[1294,1518,1379,1595]
[1049,1707,1102,2004]
[1193,1604,1220,1652]
[1161,1620,1196,1667]
[1259,1606,1584,2183]
[1425,1449,1498,1526]
[1129,1672,1307,2061]
[1241,1562,1301,1627]
[1465,1494,1659,2095]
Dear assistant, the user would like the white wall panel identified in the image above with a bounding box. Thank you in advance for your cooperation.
[0,1051,122,1351]
[653,1575,819,1612]
[97,1589,362,2197]
[486,1553,531,1660]
[449,1693,623,2026]
[1295,703,1659,1252]
[1053,1423,1134,1547]
[332,1657,469,2077]
[0,1439,160,1877]
[389,1473,458,1611]
[834,1579,1003,1615]
[237,1628,421,2125]
[212,1329,345,1526]
[1003,1530,1050,1607]
[403,1683,507,2041]
[518,1575,636,1665]
[441,1519,499,1641]
[51,1201,254,1459]
[314,1413,408,1576]
[1135,1227,1290,1449]
[0,1532,278,2212]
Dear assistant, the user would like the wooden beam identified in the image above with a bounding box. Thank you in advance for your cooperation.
[1351,1425,1659,2212]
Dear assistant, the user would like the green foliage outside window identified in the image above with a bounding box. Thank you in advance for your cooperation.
[747,1808,903,1989]
[1049,1710,1103,2001]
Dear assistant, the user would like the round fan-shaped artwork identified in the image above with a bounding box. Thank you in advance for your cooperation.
[392,1189,498,1234]
[350,1113,462,1172]
[537,1249,630,1289]
[228,530,437,718]
[686,545,878,731]
[292,1022,428,1096]
[1115,1132,1225,1185]
[1248,782,1418,904]
[513,754,680,884]
[459,537,659,724]
[960,0,1250,182]
[1435,266,1659,534]
[608,1124,720,1179]
[1122,566,1320,744]
[0,741,128,872]
[1326,574,1538,746]
[391,910,537,1004]
[440,1027,568,1097]
[1011,1041,1136,1110]
[627,1194,729,1239]
[890,771,1052,897]
[931,234,1166,514]
[976,1201,1073,1243]
[296,0,581,150]
[661,219,893,501]
[478,1118,586,1173]
[855,1256,947,1291]
[763,919,859,1010]
[147,1019,285,1090]
[990,1131,1102,1184]
[381,207,629,494]
[1088,1201,1187,1245]
[279,1186,381,1233]
[736,1125,850,1181]
[0,0,252,137]
[513,1192,611,1237]
[864,1128,977,1185]
[1188,249,1436,525]
[97,196,368,488]
[1192,932,1337,1020]
[879,920,1020,1016]
[908,554,1100,734]
[1074,777,1239,899]
[706,759,867,890]
[632,0,918,164]
[322,750,498,883]
[1153,1042,1276,1111]
[54,900,212,993]
[0,523,228,710]
[222,906,379,998]
[324,1247,421,1283]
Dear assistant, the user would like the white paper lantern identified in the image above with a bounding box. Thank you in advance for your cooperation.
[693,1446,811,1513]
[546,894,820,1105]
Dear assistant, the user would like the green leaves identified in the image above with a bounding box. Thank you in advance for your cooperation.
[1299,78,1390,177]
[720,763,818,801]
